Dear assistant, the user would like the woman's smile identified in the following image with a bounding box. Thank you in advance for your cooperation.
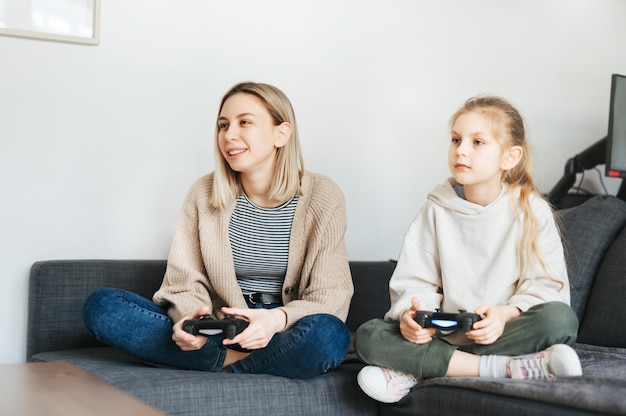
[225,147,248,158]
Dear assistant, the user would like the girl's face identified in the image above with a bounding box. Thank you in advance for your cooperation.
[217,93,289,179]
[448,111,518,198]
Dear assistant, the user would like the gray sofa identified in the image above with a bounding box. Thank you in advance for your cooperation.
[27,195,626,415]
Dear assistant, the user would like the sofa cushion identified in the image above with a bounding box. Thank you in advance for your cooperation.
[30,347,377,416]
[578,225,626,347]
[380,343,626,416]
[557,195,626,320]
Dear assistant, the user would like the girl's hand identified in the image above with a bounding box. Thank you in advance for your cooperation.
[466,304,520,345]
[221,306,287,350]
[172,306,211,351]
[400,297,437,344]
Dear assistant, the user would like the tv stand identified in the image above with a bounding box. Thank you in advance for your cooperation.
[617,180,626,201]
[547,136,625,209]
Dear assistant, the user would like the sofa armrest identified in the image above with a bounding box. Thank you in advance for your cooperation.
[557,195,626,319]
[578,224,626,347]
[27,260,166,360]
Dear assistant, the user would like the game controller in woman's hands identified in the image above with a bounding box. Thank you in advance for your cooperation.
[183,314,249,339]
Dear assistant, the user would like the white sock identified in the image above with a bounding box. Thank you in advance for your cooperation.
[479,355,509,378]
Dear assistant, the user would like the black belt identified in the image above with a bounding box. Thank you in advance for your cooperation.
[247,293,282,305]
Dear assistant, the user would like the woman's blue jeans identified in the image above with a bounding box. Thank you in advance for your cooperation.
[83,288,350,379]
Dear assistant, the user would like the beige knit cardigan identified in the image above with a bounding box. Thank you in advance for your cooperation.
[153,171,354,329]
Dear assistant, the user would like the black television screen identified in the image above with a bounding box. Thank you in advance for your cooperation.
[606,73,626,178]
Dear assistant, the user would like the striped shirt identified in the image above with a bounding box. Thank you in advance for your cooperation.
[229,194,298,295]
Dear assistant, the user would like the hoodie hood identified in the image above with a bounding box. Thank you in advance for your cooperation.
[428,177,508,215]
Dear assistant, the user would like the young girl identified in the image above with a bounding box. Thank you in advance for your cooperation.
[83,82,353,379]
[355,96,582,403]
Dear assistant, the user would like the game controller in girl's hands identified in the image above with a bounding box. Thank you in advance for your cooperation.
[414,309,483,332]
[183,314,249,339]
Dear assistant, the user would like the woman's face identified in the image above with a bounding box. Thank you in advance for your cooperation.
[217,93,287,178]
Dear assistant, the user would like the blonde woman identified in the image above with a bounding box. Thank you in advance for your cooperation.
[84,82,353,378]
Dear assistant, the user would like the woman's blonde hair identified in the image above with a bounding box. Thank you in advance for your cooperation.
[450,96,562,290]
[211,82,304,209]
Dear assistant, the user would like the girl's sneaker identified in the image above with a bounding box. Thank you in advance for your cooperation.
[507,344,582,379]
[357,365,419,403]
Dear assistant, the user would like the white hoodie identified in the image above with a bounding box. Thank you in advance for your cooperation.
[385,178,570,324]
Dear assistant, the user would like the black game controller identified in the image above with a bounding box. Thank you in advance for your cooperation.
[183,314,249,339]
[414,309,483,332]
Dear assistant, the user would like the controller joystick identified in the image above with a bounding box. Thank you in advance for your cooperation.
[414,309,482,332]
[182,314,249,339]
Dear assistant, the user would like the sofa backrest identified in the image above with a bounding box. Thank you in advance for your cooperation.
[27,260,166,359]
[346,261,395,332]
[27,259,396,359]
[30,193,626,360]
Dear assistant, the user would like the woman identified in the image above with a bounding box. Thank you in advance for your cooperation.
[83,82,353,379]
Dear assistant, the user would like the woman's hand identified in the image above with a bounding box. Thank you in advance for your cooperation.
[171,306,211,351]
[466,304,520,345]
[221,306,287,350]
[399,297,437,344]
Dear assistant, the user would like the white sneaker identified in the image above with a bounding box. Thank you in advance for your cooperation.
[357,365,419,403]
[508,344,582,379]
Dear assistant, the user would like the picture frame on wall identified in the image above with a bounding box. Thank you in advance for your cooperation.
[0,0,100,45]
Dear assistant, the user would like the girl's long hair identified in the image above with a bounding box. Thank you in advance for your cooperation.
[450,96,563,290]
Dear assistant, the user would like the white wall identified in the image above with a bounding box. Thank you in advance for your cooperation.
[1,0,625,364]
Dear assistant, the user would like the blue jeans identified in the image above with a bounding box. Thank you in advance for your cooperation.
[83,288,350,379]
